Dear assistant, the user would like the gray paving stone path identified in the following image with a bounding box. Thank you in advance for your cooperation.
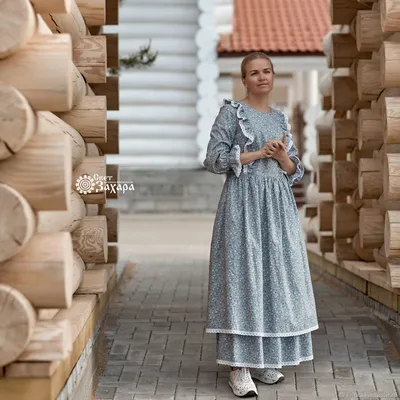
[94,258,400,400]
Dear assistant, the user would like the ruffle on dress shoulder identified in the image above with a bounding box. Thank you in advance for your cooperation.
[223,99,255,173]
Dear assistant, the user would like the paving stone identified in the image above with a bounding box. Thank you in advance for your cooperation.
[94,258,400,400]
[96,386,117,399]
[104,365,124,376]
[113,393,134,400]
[195,397,216,400]
[295,376,316,391]
[333,367,353,379]
[134,396,174,400]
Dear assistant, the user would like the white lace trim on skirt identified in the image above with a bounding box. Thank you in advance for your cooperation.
[206,324,319,337]
[216,354,314,369]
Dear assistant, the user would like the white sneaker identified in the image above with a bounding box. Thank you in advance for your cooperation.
[250,368,285,384]
[228,367,258,397]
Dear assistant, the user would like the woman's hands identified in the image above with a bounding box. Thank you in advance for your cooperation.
[243,134,296,176]
[257,133,297,175]
[259,134,287,161]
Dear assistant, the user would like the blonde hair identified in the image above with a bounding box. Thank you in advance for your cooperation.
[241,52,275,79]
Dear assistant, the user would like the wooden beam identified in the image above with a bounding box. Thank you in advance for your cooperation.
[91,76,119,110]
[76,0,106,26]
[104,33,119,68]
[0,267,116,397]
[330,0,371,24]
[97,120,119,154]
[73,36,107,83]
[332,32,370,67]
[105,0,119,25]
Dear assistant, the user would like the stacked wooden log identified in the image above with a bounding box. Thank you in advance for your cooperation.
[0,0,120,398]
[304,0,400,289]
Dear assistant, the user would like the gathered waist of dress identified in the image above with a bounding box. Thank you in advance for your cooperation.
[227,167,288,182]
[229,159,288,180]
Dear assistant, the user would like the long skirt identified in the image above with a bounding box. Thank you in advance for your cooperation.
[206,172,319,368]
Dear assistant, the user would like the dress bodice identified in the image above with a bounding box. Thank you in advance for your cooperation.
[234,101,287,179]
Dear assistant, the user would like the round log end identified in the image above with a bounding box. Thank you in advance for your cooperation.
[71,216,108,263]
[0,83,36,160]
[0,184,36,263]
[0,0,36,58]
[0,284,36,367]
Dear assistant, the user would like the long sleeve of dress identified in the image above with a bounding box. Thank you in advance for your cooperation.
[203,105,242,177]
[283,113,304,187]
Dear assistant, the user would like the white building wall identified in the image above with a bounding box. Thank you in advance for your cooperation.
[105,0,201,169]
[195,0,220,165]
[215,0,233,34]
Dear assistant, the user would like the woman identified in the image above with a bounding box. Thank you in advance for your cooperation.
[203,52,319,398]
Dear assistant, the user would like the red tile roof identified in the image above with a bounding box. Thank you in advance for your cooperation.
[218,0,332,55]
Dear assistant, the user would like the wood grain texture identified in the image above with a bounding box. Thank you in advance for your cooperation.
[357,59,382,101]
[76,0,106,26]
[381,0,400,31]
[0,83,35,160]
[384,97,400,143]
[30,0,71,13]
[360,207,384,248]
[37,190,86,233]
[385,211,400,257]
[38,111,85,169]
[41,0,89,47]
[333,203,359,238]
[0,34,73,111]
[56,96,107,143]
[384,153,400,201]
[332,118,357,156]
[358,158,382,199]
[0,0,36,58]
[18,320,72,361]
[71,216,108,263]
[352,232,375,261]
[73,36,106,83]
[0,284,36,367]
[0,232,74,308]
[381,41,400,88]
[333,160,358,195]
[0,134,71,211]
[76,269,107,294]
[356,10,383,51]
[0,184,35,263]
[331,32,370,67]
[357,109,383,151]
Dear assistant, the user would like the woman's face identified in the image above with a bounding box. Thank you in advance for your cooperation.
[242,58,274,95]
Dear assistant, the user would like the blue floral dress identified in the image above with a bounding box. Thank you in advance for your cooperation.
[203,99,319,368]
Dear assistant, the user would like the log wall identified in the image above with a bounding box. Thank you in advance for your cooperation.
[0,0,120,398]
[304,0,400,291]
